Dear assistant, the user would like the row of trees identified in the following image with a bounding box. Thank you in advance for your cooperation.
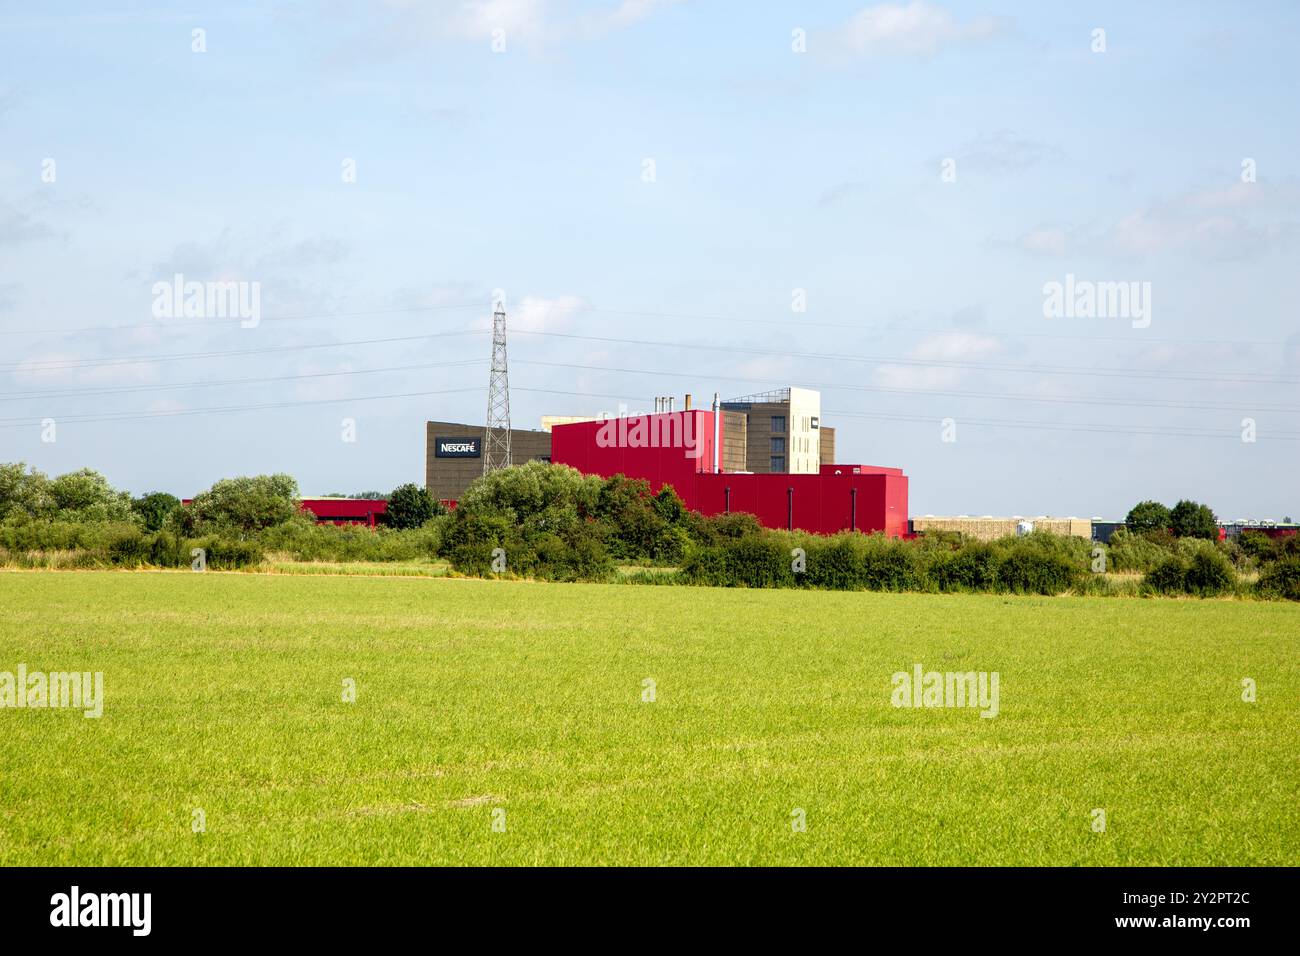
[1124,499,1219,539]
[0,464,444,536]
[3,459,1295,600]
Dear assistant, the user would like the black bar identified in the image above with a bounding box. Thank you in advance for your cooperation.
[787,486,793,530]
[0,867,1284,943]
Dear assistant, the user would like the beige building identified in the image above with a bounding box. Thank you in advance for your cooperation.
[720,387,827,474]
[910,515,1093,541]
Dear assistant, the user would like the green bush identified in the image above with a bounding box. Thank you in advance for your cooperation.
[106,528,149,566]
[386,483,443,530]
[994,545,1079,595]
[1105,528,1173,573]
[682,535,793,588]
[131,492,181,531]
[860,537,922,591]
[179,474,300,535]
[708,512,764,540]
[191,536,265,569]
[927,542,999,592]
[257,519,444,563]
[1125,499,1172,534]
[723,535,794,588]
[1257,557,1300,601]
[652,524,692,564]
[1170,499,1219,540]
[595,475,667,560]
[1145,556,1189,594]
[1184,549,1235,596]
[803,535,867,590]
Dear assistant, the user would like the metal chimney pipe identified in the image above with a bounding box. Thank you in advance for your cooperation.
[685,393,692,411]
[712,392,721,473]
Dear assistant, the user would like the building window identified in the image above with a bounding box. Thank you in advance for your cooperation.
[770,455,785,472]
[771,416,786,433]
[770,437,785,453]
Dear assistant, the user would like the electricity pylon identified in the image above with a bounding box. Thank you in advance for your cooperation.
[483,304,511,474]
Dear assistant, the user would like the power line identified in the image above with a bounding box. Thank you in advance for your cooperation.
[4,351,1295,418]
[2,308,1290,387]
[0,302,485,336]
[0,359,485,402]
[4,379,1296,441]
[0,387,483,429]
[512,329,1300,387]
[510,387,1300,441]
[0,329,487,372]
[2,300,1286,348]
[514,360,1300,415]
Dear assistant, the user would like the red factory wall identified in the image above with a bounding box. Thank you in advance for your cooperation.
[182,497,389,526]
[298,498,388,527]
[551,411,908,538]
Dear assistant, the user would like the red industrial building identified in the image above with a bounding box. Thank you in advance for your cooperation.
[551,408,909,537]
[297,498,388,526]
[181,497,389,526]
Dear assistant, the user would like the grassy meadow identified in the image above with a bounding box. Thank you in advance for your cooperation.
[0,570,1296,866]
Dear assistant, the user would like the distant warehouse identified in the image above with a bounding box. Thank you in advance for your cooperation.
[910,516,1093,541]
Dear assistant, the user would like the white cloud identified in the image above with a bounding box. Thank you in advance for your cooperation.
[499,293,587,332]
[874,331,1002,389]
[1005,181,1300,260]
[374,0,682,50]
[1012,226,1073,257]
[944,130,1063,175]
[831,1,1007,58]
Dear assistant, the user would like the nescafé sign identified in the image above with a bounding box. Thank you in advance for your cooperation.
[435,437,481,458]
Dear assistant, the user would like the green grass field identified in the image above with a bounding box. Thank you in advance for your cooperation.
[1,570,1296,866]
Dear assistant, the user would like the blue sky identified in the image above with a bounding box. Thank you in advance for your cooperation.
[1,1,1297,519]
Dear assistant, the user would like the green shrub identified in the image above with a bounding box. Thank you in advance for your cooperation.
[1170,499,1219,540]
[180,474,300,535]
[1102,528,1172,573]
[192,537,265,570]
[708,512,764,540]
[1184,549,1235,596]
[804,535,866,590]
[995,545,1079,595]
[680,543,728,586]
[653,524,692,564]
[860,537,922,591]
[1145,556,1188,594]
[912,529,965,552]
[1257,557,1300,601]
[256,519,445,563]
[1125,499,1172,534]
[106,528,149,566]
[386,483,443,530]
[595,475,668,560]
[682,535,793,588]
[131,492,181,531]
[927,542,999,592]
[723,535,794,588]
[147,531,187,567]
